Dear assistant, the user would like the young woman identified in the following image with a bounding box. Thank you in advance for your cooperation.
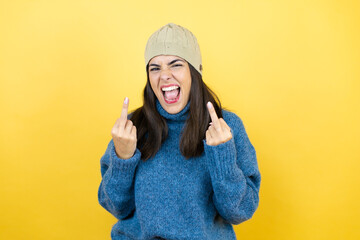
[98,23,261,240]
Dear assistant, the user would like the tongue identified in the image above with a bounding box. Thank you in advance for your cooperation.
[164,89,179,100]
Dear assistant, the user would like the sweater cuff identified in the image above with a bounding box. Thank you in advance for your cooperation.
[110,141,141,173]
[203,137,242,182]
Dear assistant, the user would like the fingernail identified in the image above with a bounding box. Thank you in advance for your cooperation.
[207,101,212,109]
[209,122,213,125]
[124,97,129,104]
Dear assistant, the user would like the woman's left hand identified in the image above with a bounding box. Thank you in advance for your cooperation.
[206,102,233,146]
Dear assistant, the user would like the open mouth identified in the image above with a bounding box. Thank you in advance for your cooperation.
[161,85,181,104]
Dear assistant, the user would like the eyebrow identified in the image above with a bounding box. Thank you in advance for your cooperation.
[149,59,184,67]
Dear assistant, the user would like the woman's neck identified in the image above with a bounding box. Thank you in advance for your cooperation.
[155,99,190,122]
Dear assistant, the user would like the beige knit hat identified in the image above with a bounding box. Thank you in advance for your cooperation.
[144,23,203,75]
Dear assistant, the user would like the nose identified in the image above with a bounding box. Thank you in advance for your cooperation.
[159,68,172,81]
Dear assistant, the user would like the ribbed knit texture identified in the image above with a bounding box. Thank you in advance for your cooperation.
[144,23,203,76]
[98,100,261,240]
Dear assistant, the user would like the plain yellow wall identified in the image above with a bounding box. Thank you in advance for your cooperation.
[1,0,359,239]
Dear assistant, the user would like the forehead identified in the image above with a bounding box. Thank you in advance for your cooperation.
[149,55,184,64]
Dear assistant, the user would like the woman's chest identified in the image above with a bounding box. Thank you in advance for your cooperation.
[134,136,212,202]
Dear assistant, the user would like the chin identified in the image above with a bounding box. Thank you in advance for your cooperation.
[157,88,188,114]
[161,101,185,114]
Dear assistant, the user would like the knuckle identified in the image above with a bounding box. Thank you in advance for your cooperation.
[113,131,122,138]
[118,133,129,140]
[122,137,131,143]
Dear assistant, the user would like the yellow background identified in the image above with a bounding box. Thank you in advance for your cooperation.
[1,0,359,239]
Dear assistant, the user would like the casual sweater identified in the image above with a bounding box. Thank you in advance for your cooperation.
[98,99,261,240]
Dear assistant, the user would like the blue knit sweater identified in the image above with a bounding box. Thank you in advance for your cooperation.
[98,100,261,240]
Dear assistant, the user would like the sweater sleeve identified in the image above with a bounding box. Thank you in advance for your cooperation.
[203,113,261,225]
[97,138,141,220]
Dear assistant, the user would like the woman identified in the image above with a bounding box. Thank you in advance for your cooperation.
[98,23,261,240]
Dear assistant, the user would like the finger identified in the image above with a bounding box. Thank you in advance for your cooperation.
[206,130,212,145]
[131,125,137,139]
[209,125,218,138]
[130,126,136,141]
[219,118,231,131]
[124,120,133,134]
[119,97,129,128]
[207,102,221,131]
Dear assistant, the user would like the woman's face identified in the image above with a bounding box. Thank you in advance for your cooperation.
[148,55,191,114]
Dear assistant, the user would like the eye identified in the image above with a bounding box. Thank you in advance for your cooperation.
[172,64,183,67]
[150,67,160,71]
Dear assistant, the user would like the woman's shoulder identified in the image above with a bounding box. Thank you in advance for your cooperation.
[221,109,243,125]
[220,109,247,136]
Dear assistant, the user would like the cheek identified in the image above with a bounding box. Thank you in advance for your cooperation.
[149,78,159,93]
[182,82,191,99]
[175,70,190,87]
[182,75,192,97]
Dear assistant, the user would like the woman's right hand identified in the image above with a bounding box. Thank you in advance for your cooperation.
[111,97,137,159]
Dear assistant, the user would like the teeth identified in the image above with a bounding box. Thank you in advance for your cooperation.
[161,85,179,91]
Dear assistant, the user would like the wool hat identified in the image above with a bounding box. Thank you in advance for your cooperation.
[144,23,203,75]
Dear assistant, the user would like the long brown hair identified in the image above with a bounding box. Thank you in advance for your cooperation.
[130,62,223,161]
